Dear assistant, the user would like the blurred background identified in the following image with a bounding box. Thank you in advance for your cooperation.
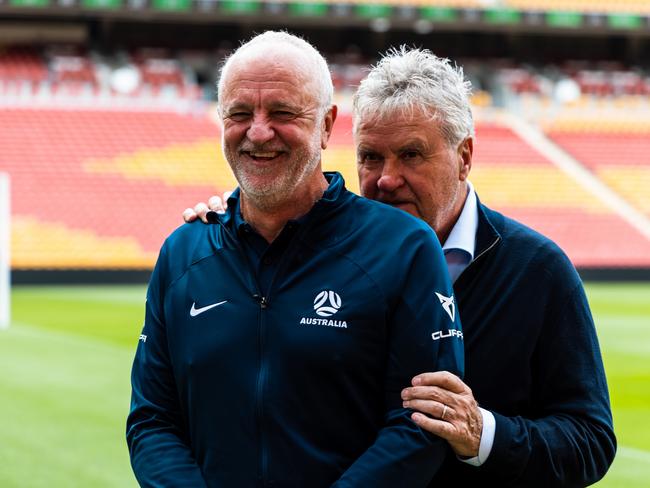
[0,0,649,486]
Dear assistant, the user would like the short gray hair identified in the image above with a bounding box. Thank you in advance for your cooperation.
[353,46,474,146]
[217,31,333,113]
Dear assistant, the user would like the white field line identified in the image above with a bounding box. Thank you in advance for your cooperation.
[617,445,650,461]
[498,112,650,242]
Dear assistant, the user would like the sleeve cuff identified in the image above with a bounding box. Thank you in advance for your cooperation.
[458,407,495,467]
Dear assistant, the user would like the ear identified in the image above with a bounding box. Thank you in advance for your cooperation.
[457,137,473,181]
[321,105,338,150]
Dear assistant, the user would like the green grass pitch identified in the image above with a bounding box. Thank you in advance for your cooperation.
[0,283,648,486]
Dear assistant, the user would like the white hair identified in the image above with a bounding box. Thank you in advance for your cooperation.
[353,46,474,147]
[217,31,333,114]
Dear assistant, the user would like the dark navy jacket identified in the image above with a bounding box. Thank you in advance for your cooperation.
[430,200,616,487]
[127,173,464,487]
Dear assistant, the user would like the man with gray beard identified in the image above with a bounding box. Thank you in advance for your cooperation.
[127,32,463,487]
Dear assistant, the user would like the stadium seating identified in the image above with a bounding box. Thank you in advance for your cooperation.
[0,47,48,95]
[308,0,650,13]
[546,119,650,222]
[0,46,202,103]
[470,122,650,267]
[2,106,648,269]
[2,45,650,270]
[506,0,650,14]
[1,109,229,268]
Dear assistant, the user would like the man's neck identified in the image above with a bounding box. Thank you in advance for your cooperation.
[241,173,329,243]
[437,181,469,246]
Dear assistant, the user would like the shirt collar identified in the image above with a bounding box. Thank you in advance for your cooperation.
[442,180,478,261]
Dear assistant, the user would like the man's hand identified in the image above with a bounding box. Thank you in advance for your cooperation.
[182,194,229,223]
[401,371,483,458]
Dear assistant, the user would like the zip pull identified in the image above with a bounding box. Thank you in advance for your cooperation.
[253,294,268,309]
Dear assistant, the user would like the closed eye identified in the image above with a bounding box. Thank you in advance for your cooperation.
[227,112,251,122]
[273,111,296,121]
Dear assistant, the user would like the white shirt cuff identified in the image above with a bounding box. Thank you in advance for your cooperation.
[458,407,495,467]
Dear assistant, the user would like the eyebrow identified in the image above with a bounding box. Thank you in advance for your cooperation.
[357,140,428,154]
[268,102,299,110]
[223,101,303,114]
[356,145,379,154]
[397,140,427,152]
[223,103,251,113]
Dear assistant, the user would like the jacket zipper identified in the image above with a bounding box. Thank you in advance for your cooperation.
[211,216,270,484]
[212,214,312,486]
[458,234,501,280]
[252,226,307,486]
[254,293,269,486]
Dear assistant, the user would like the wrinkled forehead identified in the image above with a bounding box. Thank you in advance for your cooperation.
[354,105,438,136]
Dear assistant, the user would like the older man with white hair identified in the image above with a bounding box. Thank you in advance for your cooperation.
[352,47,615,487]
[127,32,463,487]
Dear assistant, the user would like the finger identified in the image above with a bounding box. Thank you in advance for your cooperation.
[193,202,209,223]
[403,399,454,420]
[208,195,226,213]
[194,202,208,214]
[411,412,455,441]
[412,371,466,393]
[401,385,456,405]
[183,207,198,223]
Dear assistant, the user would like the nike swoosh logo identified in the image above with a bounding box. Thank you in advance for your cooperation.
[190,300,228,317]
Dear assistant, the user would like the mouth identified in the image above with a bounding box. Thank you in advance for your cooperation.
[241,150,285,163]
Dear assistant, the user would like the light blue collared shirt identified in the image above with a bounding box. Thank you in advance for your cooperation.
[442,180,495,467]
[442,180,478,283]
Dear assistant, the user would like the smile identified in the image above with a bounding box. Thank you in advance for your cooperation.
[242,150,284,160]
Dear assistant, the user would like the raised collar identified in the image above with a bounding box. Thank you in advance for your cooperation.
[225,171,346,232]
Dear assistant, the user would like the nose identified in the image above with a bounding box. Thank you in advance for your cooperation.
[246,114,275,145]
[376,160,404,193]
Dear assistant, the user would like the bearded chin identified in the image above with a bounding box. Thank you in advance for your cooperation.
[232,143,322,211]
[238,173,288,210]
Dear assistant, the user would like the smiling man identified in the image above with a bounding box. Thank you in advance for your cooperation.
[126,32,463,487]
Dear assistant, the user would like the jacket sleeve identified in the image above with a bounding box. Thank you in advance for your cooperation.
[479,279,616,486]
[126,244,208,487]
[333,230,464,487]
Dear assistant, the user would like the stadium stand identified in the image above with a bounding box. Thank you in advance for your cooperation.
[1,109,228,268]
[2,104,649,270]
[470,122,650,267]
[546,119,650,222]
[506,0,650,14]
[1,30,649,273]
[0,46,48,95]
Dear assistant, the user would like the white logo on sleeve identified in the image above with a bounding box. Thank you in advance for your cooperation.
[190,300,228,317]
[313,290,342,317]
[435,292,455,322]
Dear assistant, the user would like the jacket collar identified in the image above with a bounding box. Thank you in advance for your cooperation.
[221,171,349,230]
[473,195,502,263]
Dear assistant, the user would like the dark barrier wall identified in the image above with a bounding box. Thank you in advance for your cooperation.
[10,268,650,284]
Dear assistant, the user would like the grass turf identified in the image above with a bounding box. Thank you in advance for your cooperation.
[0,283,648,486]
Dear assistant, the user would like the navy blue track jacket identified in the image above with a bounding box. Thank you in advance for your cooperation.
[127,173,464,487]
[430,200,616,487]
